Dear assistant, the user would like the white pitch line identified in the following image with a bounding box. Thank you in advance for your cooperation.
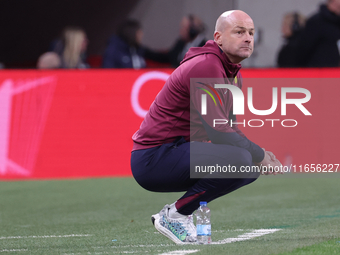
[109,251,150,254]
[211,229,246,233]
[211,228,281,244]
[158,250,200,255]
[0,234,92,240]
[111,244,175,249]
[0,249,28,253]
[110,229,281,249]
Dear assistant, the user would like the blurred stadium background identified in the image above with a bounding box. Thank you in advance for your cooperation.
[0,1,339,254]
[0,0,326,68]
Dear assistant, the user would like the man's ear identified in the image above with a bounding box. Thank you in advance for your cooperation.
[214,31,222,45]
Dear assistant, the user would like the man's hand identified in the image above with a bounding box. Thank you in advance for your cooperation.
[257,148,283,175]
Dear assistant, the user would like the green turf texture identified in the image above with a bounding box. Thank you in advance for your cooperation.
[276,239,340,255]
[0,175,339,254]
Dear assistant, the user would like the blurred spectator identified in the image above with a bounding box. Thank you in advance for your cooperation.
[296,0,340,67]
[37,52,61,69]
[60,26,89,69]
[102,19,146,69]
[145,14,207,68]
[277,12,305,67]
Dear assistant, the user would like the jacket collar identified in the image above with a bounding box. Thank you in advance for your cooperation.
[215,42,242,78]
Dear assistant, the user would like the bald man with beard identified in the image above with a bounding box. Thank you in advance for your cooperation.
[131,10,282,244]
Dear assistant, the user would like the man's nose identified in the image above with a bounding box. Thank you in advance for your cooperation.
[245,33,252,43]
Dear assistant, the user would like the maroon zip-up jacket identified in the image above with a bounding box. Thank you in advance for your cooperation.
[132,40,264,162]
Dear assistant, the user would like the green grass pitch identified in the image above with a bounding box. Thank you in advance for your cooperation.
[0,175,340,254]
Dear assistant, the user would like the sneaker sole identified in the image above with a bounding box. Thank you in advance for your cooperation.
[153,215,185,245]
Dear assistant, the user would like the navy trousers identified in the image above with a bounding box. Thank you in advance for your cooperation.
[130,137,260,215]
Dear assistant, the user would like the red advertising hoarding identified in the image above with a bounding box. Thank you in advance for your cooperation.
[0,68,339,180]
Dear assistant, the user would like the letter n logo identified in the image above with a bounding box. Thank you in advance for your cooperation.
[198,82,244,115]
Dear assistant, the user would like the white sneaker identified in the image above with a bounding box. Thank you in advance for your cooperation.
[151,204,197,244]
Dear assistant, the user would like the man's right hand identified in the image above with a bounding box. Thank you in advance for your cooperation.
[257,148,283,175]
